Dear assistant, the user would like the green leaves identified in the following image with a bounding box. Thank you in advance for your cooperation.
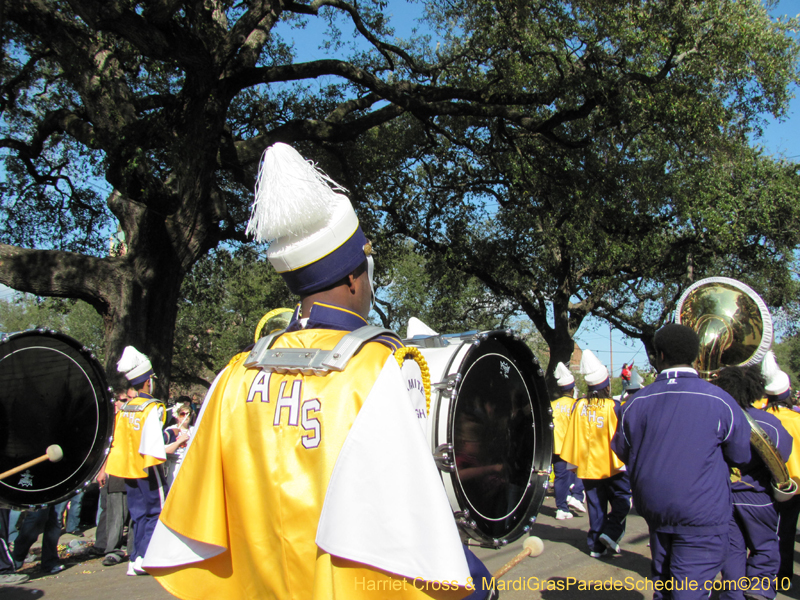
[0,295,106,363]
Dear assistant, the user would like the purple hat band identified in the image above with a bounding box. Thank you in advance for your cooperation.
[587,377,610,393]
[279,226,368,295]
[769,388,791,402]
[128,369,154,387]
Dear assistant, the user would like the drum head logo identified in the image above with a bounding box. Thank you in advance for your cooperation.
[18,470,33,487]
[500,360,510,379]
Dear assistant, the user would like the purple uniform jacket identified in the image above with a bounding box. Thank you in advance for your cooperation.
[732,406,792,493]
[611,369,751,535]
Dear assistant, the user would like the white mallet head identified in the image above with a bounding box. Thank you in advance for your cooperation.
[523,535,544,558]
[46,445,63,463]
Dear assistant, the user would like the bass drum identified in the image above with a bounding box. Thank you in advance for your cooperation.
[405,330,553,548]
[0,330,113,508]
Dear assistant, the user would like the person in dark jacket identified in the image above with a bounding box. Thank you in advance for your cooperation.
[714,366,792,600]
[611,324,751,600]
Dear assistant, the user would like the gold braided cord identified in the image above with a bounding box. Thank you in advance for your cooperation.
[395,347,431,415]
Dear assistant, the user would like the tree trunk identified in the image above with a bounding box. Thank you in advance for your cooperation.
[0,183,211,397]
[0,241,187,397]
[102,255,185,397]
[542,325,578,397]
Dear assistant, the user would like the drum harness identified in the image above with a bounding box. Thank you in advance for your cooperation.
[121,398,163,412]
[244,325,397,374]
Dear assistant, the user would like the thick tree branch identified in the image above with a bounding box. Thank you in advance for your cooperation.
[0,244,118,309]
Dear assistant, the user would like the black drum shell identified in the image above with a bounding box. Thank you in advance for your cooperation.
[0,330,113,509]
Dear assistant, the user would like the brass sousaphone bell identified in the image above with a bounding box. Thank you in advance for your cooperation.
[676,277,797,500]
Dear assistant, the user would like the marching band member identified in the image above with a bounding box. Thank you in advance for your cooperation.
[550,362,586,520]
[104,347,168,576]
[560,350,630,558]
[143,143,492,599]
[714,366,792,600]
[612,324,751,600]
[762,352,800,589]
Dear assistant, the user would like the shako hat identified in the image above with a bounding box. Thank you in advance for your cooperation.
[580,350,610,392]
[554,362,575,391]
[762,351,791,400]
[117,346,154,386]
[628,368,644,391]
[246,143,370,295]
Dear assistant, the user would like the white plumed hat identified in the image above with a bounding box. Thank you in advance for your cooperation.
[554,362,575,390]
[580,349,610,391]
[245,143,370,295]
[762,351,791,399]
[117,346,154,386]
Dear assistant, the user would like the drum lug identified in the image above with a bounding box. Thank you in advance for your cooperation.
[432,374,459,398]
[454,510,477,531]
[433,443,455,473]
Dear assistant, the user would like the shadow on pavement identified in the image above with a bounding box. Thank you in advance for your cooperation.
[0,587,45,599]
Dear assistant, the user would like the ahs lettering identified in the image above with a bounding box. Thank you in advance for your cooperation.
[247,372,321,449]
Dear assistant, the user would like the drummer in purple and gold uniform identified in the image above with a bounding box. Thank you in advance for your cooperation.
[560,350,630,558]
[143,143,493,599]
[104,346,168,577]
[550,362,586,520]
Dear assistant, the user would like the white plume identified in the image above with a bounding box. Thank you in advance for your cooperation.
[246,143,349,242]
[554,362,575,387]
[762,351,781,380]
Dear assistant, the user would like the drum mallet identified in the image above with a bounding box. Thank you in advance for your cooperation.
[0,445,64,481]
[492,536,544,579]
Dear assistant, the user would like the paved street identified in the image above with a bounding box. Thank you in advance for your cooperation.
[1,494,799,599]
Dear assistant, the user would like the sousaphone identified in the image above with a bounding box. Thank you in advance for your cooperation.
[676,277,797,499]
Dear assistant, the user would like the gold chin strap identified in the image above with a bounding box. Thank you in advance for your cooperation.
[394,347,431,416]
